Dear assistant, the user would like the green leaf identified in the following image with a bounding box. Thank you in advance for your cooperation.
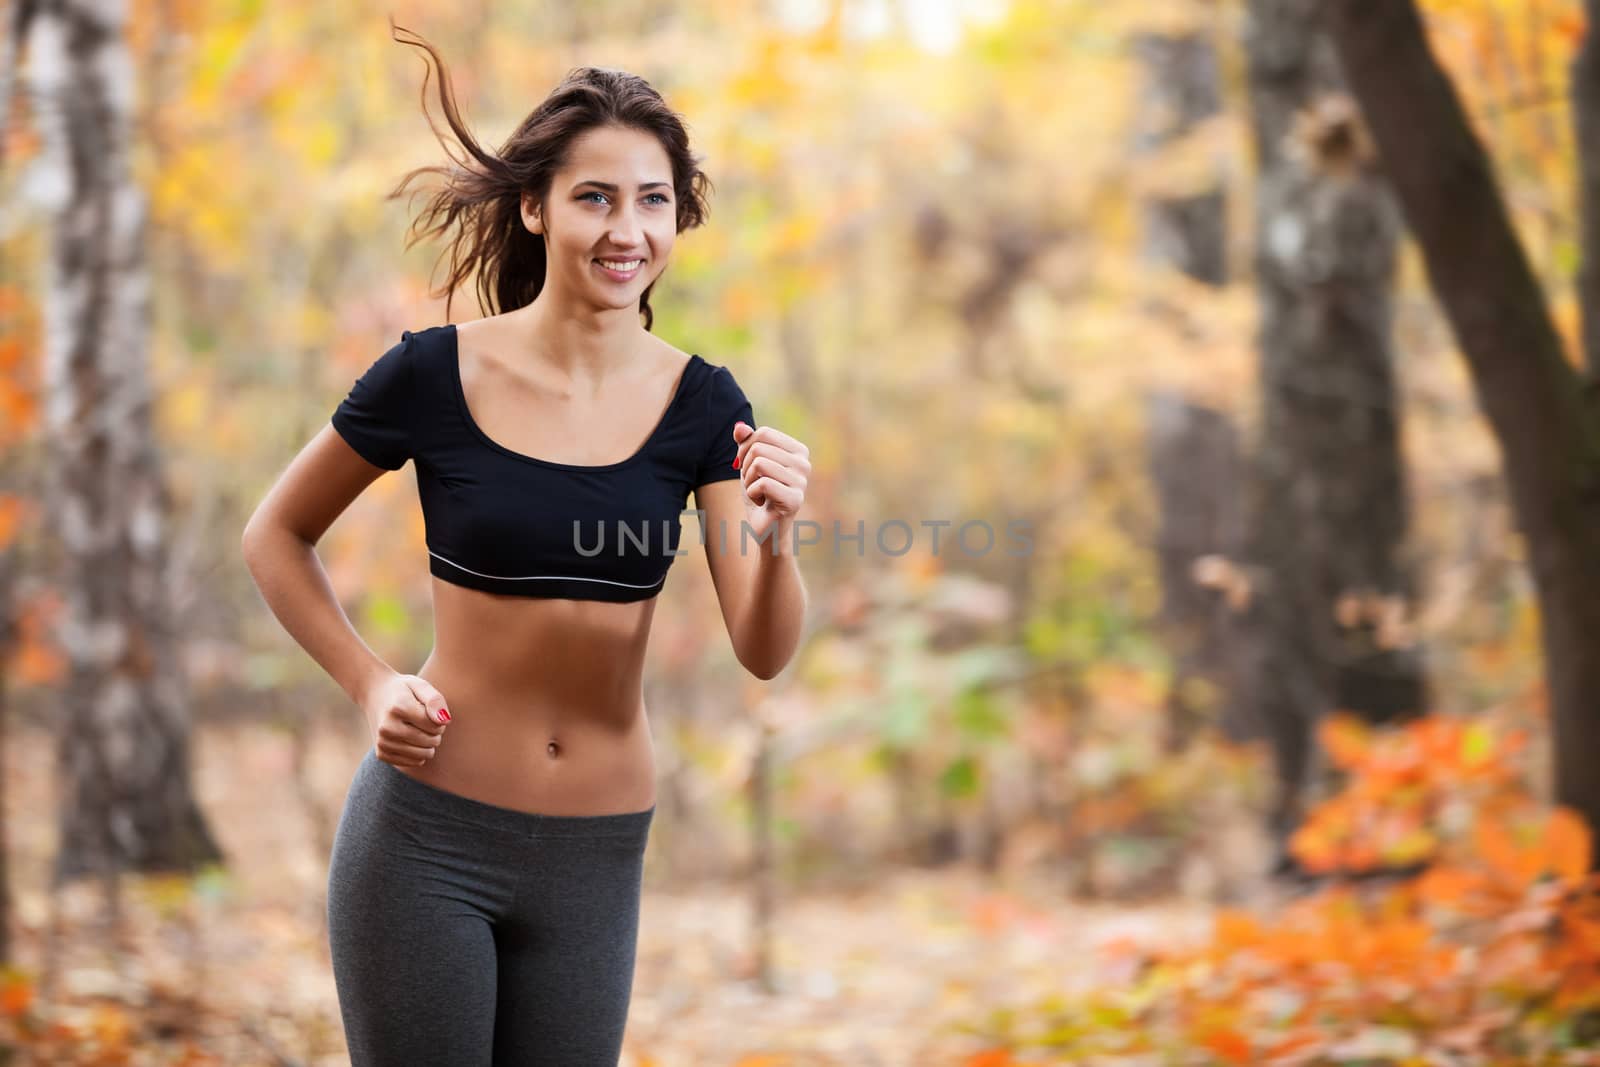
[939,755,980,797]
[953,687,1010,741]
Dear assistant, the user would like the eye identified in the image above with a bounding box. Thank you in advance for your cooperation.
[578,191,672,205]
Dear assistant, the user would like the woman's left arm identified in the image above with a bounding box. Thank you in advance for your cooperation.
[695,419,810,679]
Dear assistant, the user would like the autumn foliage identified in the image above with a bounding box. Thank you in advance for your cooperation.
[963,712,1600,1064]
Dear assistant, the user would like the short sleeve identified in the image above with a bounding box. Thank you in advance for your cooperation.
[694,363,756,488]
[331,331,415,471]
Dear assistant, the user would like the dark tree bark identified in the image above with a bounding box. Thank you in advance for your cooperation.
[17,0,224,892]
[1242,0,1430,877]
[1575,0,1600,381]
[1130,18,1258,753]
[1319,0,1600,869]
[1131,26,1229,286]
[1146,393,1256,749]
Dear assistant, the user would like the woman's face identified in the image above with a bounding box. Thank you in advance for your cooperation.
[522,125,677,311]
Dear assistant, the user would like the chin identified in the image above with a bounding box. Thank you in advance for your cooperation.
[592,290,640,310]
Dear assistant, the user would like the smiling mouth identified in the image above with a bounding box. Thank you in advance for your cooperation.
[594,258,644,279]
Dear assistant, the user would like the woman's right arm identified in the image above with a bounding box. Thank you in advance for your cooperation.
[240,424,404,713]
[246,333,449,766]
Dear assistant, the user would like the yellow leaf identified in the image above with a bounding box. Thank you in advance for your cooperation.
[1461,721,1494,769]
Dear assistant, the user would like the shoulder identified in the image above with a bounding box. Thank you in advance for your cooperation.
[700,358,749,402]
[400,322,456,353]
[642,334,699,382]
[659,332,739,392]
[383,323,458,381]
[696,358,754,433]
[643,334,736,410]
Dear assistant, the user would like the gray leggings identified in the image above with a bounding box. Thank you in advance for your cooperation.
[327,746,655,1066]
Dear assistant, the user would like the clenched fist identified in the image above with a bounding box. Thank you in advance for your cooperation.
[363,672,451,768]
[731,419,809,543]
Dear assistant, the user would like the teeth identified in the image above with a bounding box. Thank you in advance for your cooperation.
[597,259,642,271]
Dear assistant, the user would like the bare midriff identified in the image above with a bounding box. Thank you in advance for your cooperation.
[402,576,659,817]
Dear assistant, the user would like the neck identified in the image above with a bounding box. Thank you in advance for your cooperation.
[516,287,645,380]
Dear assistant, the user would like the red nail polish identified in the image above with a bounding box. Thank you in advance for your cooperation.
[439,708,451,722]
[732,458,739,470]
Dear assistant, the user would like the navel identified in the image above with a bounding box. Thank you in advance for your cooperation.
[546,737,561,758]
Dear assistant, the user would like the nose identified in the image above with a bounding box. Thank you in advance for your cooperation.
[608,206,644,248]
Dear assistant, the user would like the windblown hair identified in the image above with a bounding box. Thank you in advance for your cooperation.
[386,20,713,327]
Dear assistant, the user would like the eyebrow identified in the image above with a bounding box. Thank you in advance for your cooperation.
[572,180,672,193]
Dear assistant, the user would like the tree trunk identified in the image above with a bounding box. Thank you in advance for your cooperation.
[1131,18,1260,754]
[1320,0,1600,870]
[1146,393,1256,748]
[20,0,224,889]
[1243,0,1430,877]
[1131,24,1229,286]
[1575,0,1600,382]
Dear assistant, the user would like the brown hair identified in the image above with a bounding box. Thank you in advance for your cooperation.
[386,20,713,327]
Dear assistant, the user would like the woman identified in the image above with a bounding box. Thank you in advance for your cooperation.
[241,26,809,1066]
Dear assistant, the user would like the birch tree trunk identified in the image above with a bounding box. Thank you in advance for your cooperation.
[18,0,223,892]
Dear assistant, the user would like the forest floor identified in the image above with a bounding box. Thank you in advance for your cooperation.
[2,719,1228,1066]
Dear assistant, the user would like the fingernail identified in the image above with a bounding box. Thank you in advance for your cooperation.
[731,458,739,470]
[439,708,452,722]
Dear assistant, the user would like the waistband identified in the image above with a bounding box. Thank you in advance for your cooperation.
[361,747,655,840]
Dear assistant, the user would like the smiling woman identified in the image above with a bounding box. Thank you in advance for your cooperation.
[386,44,714,329]
[240,17,809,1067]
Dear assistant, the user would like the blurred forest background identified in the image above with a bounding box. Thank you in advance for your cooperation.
[1,0,1598,1063]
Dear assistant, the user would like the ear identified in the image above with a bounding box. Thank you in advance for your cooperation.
[520,192,542,235]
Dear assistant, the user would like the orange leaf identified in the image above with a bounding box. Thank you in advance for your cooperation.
[1319,713,1370,769]
[1212,909,1262,951]
[1416,865,1481,907]
[1546,807,1593,885]
[1555,10,1587,46]
[0,974,32,1018]
[964,1051,1016,1067]
[1561,914,1600,959]
[1200,1028,1252,1065]
[1477,813,1541,889]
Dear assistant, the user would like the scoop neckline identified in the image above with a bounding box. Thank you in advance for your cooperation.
[446,322,701,472]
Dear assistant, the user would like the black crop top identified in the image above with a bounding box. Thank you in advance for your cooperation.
[329,323,754,603]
